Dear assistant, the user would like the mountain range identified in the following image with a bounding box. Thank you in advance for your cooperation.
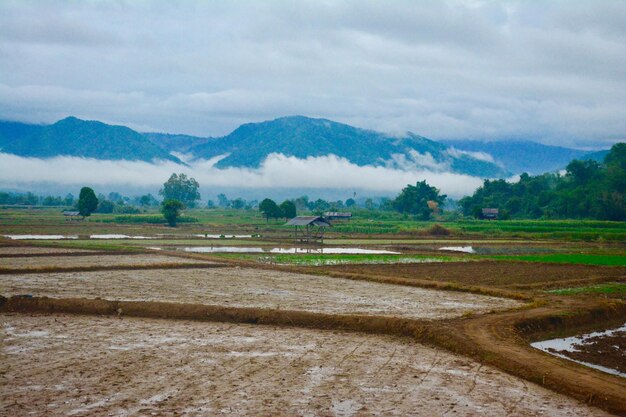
[0,115,610,178]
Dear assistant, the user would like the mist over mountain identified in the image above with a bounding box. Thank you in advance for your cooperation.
[0,117,181,163]
[441,140,608,175]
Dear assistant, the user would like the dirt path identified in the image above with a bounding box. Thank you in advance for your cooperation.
[1,313,611,417]
[437,302,626,415]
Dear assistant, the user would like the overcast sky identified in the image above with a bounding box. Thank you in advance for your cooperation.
[1,0,625,147]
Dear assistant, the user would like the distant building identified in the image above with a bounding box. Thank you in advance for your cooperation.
[482,208,499,220]
[323,212,352,221]
[62,211,83,221]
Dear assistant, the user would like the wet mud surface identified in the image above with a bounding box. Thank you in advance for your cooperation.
[0,247,92,255]
[0,267,520,319]
[0,254,210,269]
[0,313,610,417]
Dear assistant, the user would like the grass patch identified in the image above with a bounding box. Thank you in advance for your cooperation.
[488,254,626,266]
[547,282,626,296]
[259,253,461,266]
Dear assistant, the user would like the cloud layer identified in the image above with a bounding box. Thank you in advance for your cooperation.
[0,153,483,199]
[1,1,625,147]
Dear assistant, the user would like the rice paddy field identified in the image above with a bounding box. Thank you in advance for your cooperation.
[1,207,625,416]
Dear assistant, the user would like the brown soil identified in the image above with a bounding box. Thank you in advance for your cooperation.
[322,261,626,290]
[0,267,520,319]
[0,254,211,269]
[0,313,611,417]
[555,329,626,374]
[0,246,93,255]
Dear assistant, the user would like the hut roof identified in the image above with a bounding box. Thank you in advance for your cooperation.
[285,216,331,227]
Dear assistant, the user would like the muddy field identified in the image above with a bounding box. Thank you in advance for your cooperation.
[0,254,211,269]
[0,267,521,319]
[0,313,610,417]
[0,247,92,255]
[325,261,626,289]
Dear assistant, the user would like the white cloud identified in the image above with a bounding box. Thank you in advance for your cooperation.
[446,147,495,163]
[0,152,484,199]
[0,1,624,146]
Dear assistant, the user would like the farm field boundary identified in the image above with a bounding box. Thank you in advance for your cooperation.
[1,295,625,414]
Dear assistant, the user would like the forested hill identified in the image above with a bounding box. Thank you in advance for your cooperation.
[180,116,508,177]
[0,117,182,163]
[441,140,606,175]
[459,143,626,221]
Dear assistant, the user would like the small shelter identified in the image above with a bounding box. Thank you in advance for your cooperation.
[63,211,83,221]
[481,208,499,220]
[324,212,352,222]
[285,216,331,244]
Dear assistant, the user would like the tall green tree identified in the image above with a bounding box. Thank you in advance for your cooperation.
[259,198,280,222]
[161,199,185,227]
[77,187,98,217]
[279,200,297,220]
[159,173,201,207]
[392,181,446,220]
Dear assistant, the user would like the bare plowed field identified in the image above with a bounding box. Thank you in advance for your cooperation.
[0,247,92,255]
[0,313,609,417]
[0,267,521,319]
[0,254,211,269]
[324,261,625,289]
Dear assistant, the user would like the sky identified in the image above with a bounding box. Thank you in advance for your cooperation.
[1,0,625,148]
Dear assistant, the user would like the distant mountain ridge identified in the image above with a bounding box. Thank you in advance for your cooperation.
[0,117,181,163]
[156,116,508,177]
[1,115,611,179]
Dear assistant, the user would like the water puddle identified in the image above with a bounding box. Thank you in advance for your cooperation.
[439,246,475,254]
[3,235,78,240]
[89,234,153,239]
[531,323,625,378]
[183,247,400,254]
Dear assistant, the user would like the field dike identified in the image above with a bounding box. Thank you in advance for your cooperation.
[1,295,625,414]
[170,251,532,301]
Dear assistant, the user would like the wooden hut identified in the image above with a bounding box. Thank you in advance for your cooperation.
[285,216,331,244]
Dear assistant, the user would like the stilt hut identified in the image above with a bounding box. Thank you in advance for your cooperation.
[285,216,331,244]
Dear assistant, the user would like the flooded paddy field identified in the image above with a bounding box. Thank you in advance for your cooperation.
[0,267,521,319]
[532,323,626,378]
[0,254,212,270]
[0,313,610,417]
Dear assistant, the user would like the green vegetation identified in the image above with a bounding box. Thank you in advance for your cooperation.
[161,199,185,227]
[213,253,461,266]
[489,254,626,267]
[77,187,98,217]
[392,181,446,220]
[159,173,201,207]
[459,143,626,221]
[548,283,626,296]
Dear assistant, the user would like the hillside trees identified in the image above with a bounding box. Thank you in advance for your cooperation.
[160,173,200,207]
[459,143,625,220]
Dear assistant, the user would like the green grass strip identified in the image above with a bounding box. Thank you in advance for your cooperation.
[488,253,626,266]
[548,282,626,295]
